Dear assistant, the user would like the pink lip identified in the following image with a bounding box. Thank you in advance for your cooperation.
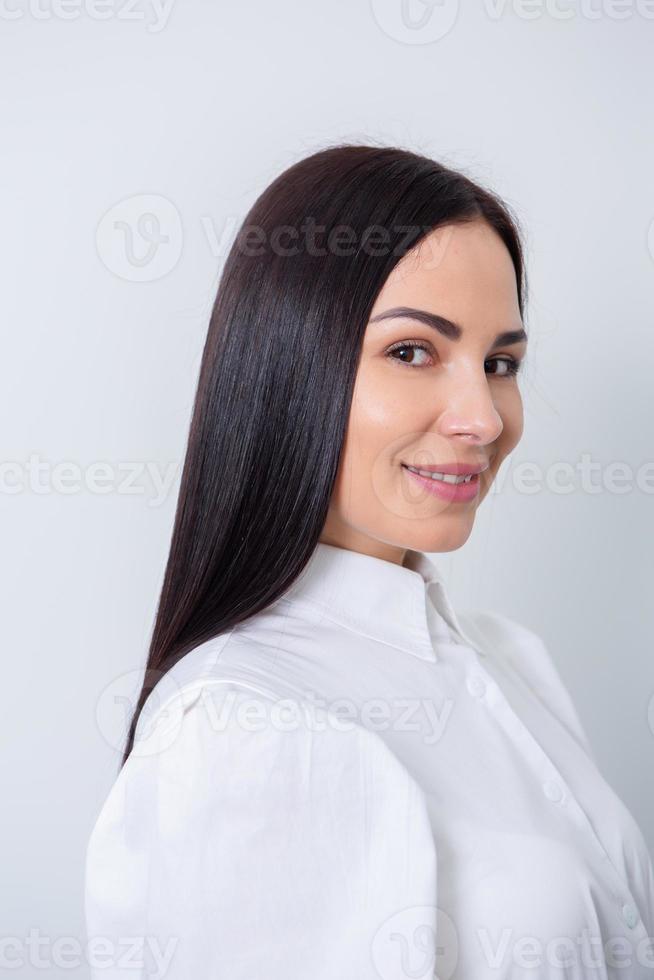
[401,464,482,502]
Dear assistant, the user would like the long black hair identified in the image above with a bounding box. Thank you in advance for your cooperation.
[121,142,528,766]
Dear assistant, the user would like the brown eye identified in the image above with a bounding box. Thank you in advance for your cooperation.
[386,341,433,367]
[486,356,522,378]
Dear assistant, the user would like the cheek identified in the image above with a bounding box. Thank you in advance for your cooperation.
[468,386,524,505]
[485,388,524,498]
[332,372,413,510]
[496,385,524,450]
[344,369,424,472]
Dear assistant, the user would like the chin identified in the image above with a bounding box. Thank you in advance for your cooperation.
[408,518,475,555]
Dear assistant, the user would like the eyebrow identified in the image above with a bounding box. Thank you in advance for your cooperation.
[368,305,528,349]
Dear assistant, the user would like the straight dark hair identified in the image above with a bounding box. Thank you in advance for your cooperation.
[121,143,528,767]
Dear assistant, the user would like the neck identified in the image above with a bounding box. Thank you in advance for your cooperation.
[317,530,407,568]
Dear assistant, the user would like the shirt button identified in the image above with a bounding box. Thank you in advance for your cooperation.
[542,778,565,804]
[622,902,639,929]
[466,674,487,698]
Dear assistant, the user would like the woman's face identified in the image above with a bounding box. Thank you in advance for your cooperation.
[320,218,527,564]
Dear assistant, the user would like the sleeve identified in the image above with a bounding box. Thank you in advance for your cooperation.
[84,681,438,980]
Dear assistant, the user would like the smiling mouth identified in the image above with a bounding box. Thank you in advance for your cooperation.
[401,464,480,485]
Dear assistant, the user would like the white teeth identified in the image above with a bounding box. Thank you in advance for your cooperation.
[405,465,475,484]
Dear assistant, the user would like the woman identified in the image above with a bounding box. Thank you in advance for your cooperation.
[84,145,654,979]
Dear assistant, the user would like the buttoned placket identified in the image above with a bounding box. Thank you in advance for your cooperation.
[437,635,649,942]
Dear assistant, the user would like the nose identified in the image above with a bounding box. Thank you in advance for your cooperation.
[435,368,504,446]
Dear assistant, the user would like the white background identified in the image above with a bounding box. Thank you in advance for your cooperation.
[1,0,653,973]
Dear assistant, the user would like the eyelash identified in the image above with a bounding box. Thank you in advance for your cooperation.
[385,339,523,378]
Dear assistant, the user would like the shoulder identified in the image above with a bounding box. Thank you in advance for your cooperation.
[457,607,545,661]
[122,629,433,824]
[457,608,596,761]
[131,639,424,794]
[133,627,290,749]
[86,649,437,976]
[458,607,566,681]
[456,607,559,687]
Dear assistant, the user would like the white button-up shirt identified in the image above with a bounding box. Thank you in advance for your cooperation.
[85,542,654,979]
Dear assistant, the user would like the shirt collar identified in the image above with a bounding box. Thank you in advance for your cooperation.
[281,542,486,663]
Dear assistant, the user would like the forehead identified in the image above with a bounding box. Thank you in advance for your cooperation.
[371,221,520,325]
